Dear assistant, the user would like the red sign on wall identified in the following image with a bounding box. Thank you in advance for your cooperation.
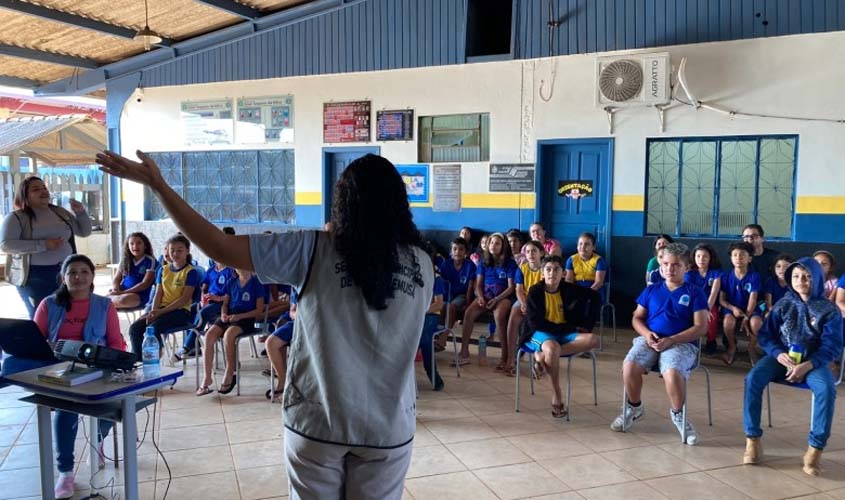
[323,101,371,143]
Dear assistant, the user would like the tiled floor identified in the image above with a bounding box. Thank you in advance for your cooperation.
[3,272,845,499]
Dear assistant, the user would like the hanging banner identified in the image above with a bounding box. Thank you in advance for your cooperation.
[557,180,594,199]
[180,99,234,146]
[433,164,461,212]
[323,101,371,143]
[489,164,535,192]
[236,95,294,143]
[396,164,429,203]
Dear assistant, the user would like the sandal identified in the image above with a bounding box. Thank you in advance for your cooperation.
[495,359,508,371]
[722,349,736,366]
[551,403,568,419]
[505,365,517,377]
[262,368,272,377]
[218,375,237,395]
[533,359,546,379]
[196,385,213,397]
[265,388,284,401]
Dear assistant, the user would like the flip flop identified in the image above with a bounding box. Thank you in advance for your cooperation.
[218,375,237,395]
[533,359,546,379]
[196,385,213,397]
[265,388,284,402]
[722,350,736,366]
[551,403,568,419]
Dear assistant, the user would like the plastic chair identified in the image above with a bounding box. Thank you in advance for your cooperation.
[513,341,598,422]
[599,282,616,349]
[620,337,712,443]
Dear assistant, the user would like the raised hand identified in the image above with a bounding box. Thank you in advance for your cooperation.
[68,199,86,214]
[95,150,165,190]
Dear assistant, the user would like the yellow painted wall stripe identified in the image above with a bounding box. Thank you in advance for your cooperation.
[795,196,845,215]
[461,193,536,209]
[612,194,645,211]
[295,192,322,205]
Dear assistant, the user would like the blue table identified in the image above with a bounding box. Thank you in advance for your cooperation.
[2,362,182,500]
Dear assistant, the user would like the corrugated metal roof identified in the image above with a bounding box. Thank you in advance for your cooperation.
[0,114,105,165]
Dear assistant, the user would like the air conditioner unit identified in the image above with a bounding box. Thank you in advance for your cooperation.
[595,53,671,107]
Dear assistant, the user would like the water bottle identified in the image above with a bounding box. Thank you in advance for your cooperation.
[788,343,805,365]
[478,334,488,366]
[141,327,161,378]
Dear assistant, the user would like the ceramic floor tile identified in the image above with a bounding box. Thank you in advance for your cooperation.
[416,399,475,422]
[658,439,745,470]
[0,443,39,470]
[767,457,845,493]
[0,426,21,447]
[0,466,42,499]
[153,470,241,500]
[230,439,284,470]
[707,465,819,500]
[602,445,698,479]
[520,493,585,500]
[645,471,752,500]
[226,417,282,445]
[156,444,234,479]
[460,394,520,417]
[424,416,500,444]
[0,408,33,427]
[540,453,636,490]
[480,411,559,437]
[155,423,229,452]
[506,431,593,461]
[404,470,499,500]
[578,480,669,500]
[473,462,571,500]
[446,437,532,469]
[411,424,439,448]
[405,444,467,478]
[568,426,651,452]
[158,405,224,429]
[221,397,282,422]
[237,464,289,500]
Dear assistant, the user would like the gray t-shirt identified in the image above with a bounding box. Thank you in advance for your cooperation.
[249,230,433,448]
[0,206,92,266]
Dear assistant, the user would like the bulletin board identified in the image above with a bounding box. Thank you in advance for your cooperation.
[376,109,414,141]
[236,95,294,143]
[396,164,429,203]
[323,101,371,143]
[180,99,233,146]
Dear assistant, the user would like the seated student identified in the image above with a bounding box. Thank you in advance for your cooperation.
[109,232,157,309]
[419,264,446,391]
[197,268,265,396]
[813,250,838,300]
[458,232,516,366]
[720,241,763,365]
[469,233,488,266]
[685,243,723,355]
[765,254,795,316]
[836,273,845,318]
[1,254,126,499]
[438,237,476,329]
[565,232,607,293]
[742,257,843,476]
[504,240,544,375]
[520,255,600,417]
[610,243,708,445]
[265,289,296,402]
[128,234,200,359]
[529,222,562,257]
[507,229,526,266]
[645,234,674,285]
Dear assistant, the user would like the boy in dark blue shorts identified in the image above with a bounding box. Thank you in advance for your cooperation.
[611,243,708,445]
[438,237,476,329]
[720,241,763,365]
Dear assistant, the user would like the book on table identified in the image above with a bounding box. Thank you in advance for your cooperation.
[37,366,104,387]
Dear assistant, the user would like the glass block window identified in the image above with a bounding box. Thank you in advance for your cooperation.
[645,136,797,239]
[418,113,490,162]
[146,149,295,225]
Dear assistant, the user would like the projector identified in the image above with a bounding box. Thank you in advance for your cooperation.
[54,340,137,371]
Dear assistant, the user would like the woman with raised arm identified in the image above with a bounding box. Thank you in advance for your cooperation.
[96,150,433,500]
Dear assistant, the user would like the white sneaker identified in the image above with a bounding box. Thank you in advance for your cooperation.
[610,402,645,431]
[670,410,698,445]
[54,473,75,499]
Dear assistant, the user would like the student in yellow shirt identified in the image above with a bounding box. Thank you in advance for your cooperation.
[503,240,544,376]
[565,232,607,293]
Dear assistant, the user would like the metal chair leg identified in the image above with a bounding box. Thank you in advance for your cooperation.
[681,378,688,444]
[515,351,521,412]
[622,384,628,432]
[112,426,119,465]
[235,341,241,396]
[565,356,571,422]
[766,385,772,428]
[702,366,713,426]
[591,352,598,406]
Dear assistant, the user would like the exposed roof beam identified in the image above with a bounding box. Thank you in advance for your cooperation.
[0,75,40,88]
[36,0,366,96]
[0,0,173,46]
[0,44,99,69]
[195,0,261,20]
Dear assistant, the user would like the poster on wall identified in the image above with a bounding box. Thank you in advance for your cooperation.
[236,95,294,143]
[433,164,461,212]
[557,180,594,199]
[376,109,414,141]
[396,164,429,203]
[489,164,535,192]
[323,101,371,143]
[180,99,234,146]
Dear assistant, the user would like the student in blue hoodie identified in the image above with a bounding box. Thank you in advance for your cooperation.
[742,257,843,476]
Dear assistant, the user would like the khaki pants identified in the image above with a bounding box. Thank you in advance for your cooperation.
[284,428,413,500]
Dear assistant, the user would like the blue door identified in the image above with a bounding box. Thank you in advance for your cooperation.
[536,139,613,258]
[322,147,380,222]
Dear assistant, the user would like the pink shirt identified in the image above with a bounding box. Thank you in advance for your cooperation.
[34,297,126,351]
[543,238,560,255]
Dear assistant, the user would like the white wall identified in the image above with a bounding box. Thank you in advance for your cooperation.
[120,31,845,217]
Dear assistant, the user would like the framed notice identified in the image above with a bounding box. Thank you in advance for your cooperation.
[236,95,294,143]
[181,99,233,146]
[323,101,371,143]
[489,164,535,192]
[396,164,429,203]
[433,164,461,212]
[376,109,414,141]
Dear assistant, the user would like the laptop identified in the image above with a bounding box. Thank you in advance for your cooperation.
[0,318,57,361]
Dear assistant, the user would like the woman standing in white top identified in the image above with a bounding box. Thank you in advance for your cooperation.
[97,150,432,500]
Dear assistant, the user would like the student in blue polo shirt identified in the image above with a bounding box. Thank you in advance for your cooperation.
[610,243,708,445]
[175,257,236,360]
[197,268,266,396]
[438,237,476,328]
[720,241,763,365]
[835,273,845,317]
[110,232,157,309]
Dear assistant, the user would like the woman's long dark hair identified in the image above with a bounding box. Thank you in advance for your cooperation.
[691,243,721,271]
[13,176,47,218]
[483,232,512,268]
[120,232,154,274]
[331,154,425,310]
[55,254,96,311]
